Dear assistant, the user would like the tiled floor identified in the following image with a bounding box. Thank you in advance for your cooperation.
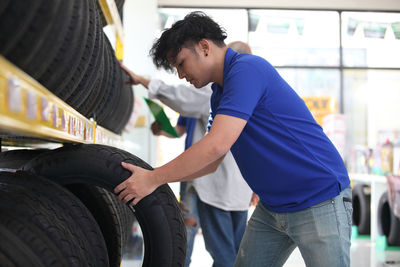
[122,233,400,267]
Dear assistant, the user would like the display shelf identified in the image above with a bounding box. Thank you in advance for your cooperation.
[350,173,387,184]
[0,56,122,147]
[98,0,124,60]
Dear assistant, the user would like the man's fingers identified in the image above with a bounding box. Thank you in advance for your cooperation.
[121,162,136,172]
[114,182,126,195]
[122,193,135,204]
[116,188,129,201]
[130,197,141,206]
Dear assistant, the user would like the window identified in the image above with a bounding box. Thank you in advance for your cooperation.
[342,12,400,68]
[156,7,400,163]
[344,70,400,147]
[158,8,248,44]
[249,10,340,66]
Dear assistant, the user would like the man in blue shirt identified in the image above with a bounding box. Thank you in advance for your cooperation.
[115,12,352,267]
[120,42,254,267]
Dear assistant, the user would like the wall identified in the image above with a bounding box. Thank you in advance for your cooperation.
[122,0,158,165]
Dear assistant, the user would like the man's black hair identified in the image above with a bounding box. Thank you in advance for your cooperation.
[150,11,227,71]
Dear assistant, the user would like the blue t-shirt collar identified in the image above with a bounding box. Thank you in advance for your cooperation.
[211,47,237,92]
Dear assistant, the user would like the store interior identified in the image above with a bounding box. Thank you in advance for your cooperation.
[0,0,400,266]
[120,1,400,266]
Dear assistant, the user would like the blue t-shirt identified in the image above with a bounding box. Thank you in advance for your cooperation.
[177,116,197,149]
[208,48,350,213]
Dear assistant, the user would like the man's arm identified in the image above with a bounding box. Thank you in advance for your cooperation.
[148,80,211,119]
[181,155,225,181]
[120,63,150,87]
[114,114,247,205]
[120,62,211,118]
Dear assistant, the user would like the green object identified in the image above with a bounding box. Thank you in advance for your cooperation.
[376,235,388,250]
[351,226,370,240]
[376,235,400,251]
[144,97,179,138]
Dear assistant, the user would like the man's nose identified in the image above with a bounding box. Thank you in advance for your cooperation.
[177,68,185,79]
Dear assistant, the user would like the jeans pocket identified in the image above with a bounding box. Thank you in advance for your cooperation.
[343,198,353,239]
[342,198,353,226]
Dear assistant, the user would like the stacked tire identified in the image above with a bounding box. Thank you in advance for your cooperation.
[0,1,187,265]
[0,145,187,266]
[377,191,400,246]
[352,184,371,235]
[0,0,132,134]
[0,171,109,267]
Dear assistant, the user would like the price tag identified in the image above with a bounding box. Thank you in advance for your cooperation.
[52,105,58,127]
[61,110,66,130]
[7,77,22,112]
[41,97,49,122]
[26,90,37,120]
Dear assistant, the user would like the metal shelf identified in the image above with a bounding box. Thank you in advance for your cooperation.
[0,56,122,147]
[98,0,124,60]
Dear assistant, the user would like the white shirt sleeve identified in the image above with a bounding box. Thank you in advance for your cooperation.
[148,79,212,119]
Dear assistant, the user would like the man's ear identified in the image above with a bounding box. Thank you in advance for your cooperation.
[198,39,210,56]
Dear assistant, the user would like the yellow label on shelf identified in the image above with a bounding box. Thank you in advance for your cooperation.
[0,56,122,147]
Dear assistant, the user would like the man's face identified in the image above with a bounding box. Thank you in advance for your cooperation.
[169,44,211,88]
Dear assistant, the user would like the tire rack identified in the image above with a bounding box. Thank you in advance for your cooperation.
[98,0,124,61]
[0,0,124,148]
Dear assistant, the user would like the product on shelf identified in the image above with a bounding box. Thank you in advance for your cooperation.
[393,137,400,175]
[381,139,394,174]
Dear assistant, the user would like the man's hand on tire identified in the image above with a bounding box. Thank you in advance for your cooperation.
[115,162,161,206]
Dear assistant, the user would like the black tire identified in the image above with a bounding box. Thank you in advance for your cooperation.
[37,0,89,99]
[377,191,400,246]
[0,149,48,169]
[0,177,89,266]
[0,171,109,266]
[0,1,42,56]
[0,223,45,267]
[54,0,97,102]
[85,35,113,121]
[23,0,74,79]
[22,143,186,267]
[352,184,371,235]
[0,0,10,17]
[99,62,132,133]
[110,72,134,134]
[98,55,125,132]
[2,0,61,74]
[78,47,105,117]
[0,209,70,267]
[115,83,134,133]
[68,5,104,109]
[95,38,122,130]
[66,184,132,267]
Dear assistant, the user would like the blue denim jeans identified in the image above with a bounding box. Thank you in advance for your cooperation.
[180,184,200,267]
[235,187,353,267]
[197,199,248,267]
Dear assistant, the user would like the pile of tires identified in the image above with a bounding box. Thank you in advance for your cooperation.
[377,191,400,246]
[352,184,371,235]
[0,0,132,134]
[0,144,186,266]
